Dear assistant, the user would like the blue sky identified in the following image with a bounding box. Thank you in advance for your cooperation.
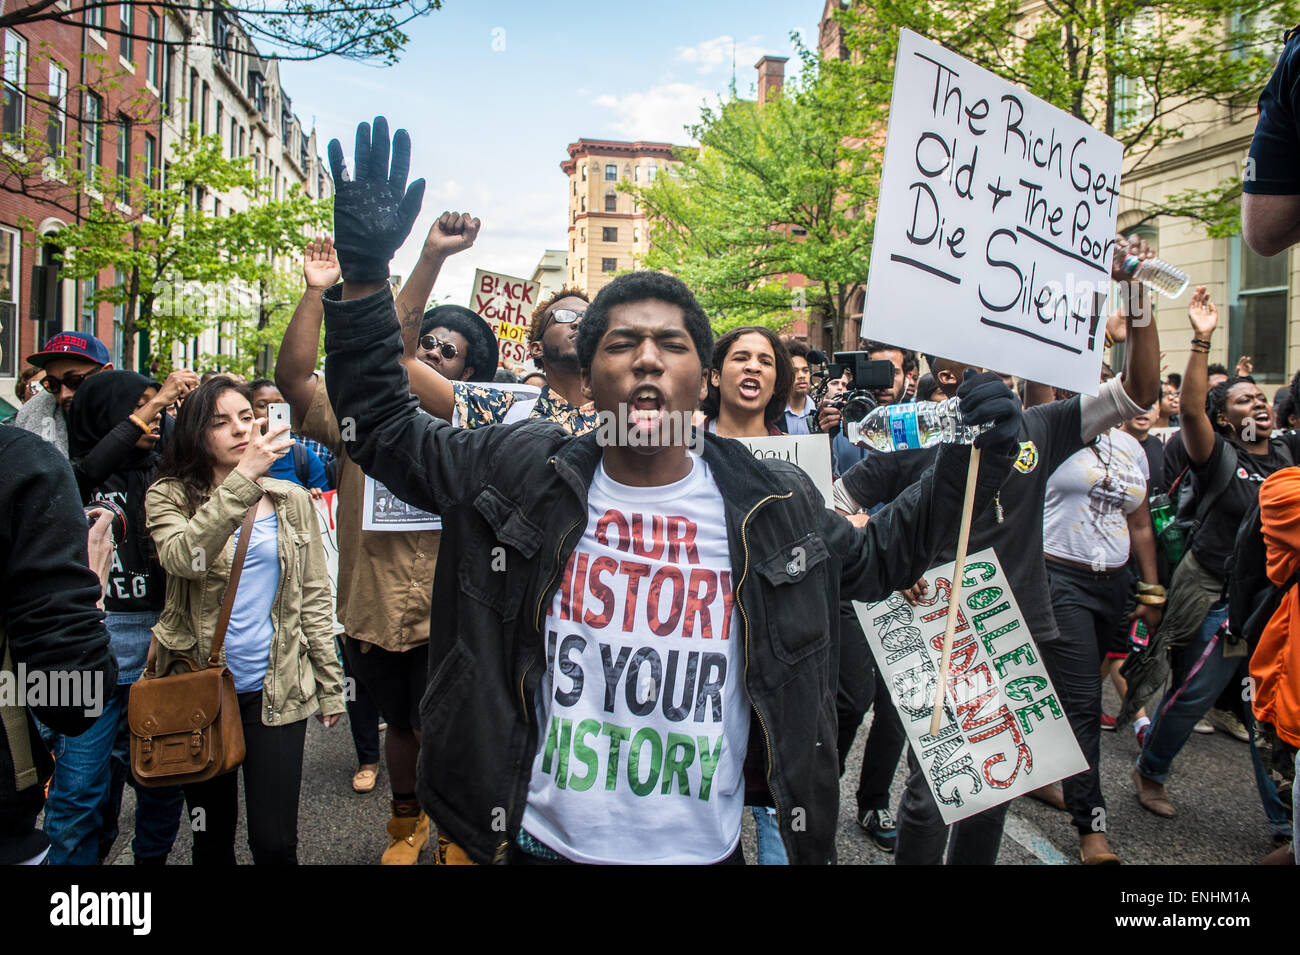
[277,0,818,303]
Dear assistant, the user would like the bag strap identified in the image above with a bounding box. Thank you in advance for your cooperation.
[0,630,39,792]
[208,503,260,668]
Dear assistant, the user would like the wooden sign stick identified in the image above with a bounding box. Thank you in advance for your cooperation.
[929,446,982,737]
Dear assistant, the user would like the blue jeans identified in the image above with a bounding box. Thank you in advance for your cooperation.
[1138,602,1290,838]
[750,806,789,865]
[43,611,184,864]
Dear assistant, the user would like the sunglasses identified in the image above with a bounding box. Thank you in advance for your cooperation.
[42,369,97,394]
[418,335,459,360]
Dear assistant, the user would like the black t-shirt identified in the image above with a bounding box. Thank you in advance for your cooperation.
[89,472,165,615]
[1190,432,1300,579]
[1163,429,1189,491]
[1245,31,1300,195]
[1137,433,1167,498]
[842,397,1086,644]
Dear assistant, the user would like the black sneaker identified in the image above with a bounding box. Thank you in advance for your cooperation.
[858,808,897,853]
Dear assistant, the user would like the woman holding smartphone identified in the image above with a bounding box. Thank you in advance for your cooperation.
[146,376,345,864]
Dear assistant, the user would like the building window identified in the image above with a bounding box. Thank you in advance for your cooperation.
[646,163,657,181]
[46,62,66,158]
[791,226,807,236]
[79,275,98,337]
[200,82,210,135]
[1229,236,1289,383]
[238,125,245,157]
[633,227,640,244]
[602,227,617,242]
[580,259,584,273]
[143,131,156,204]
[581,163,587,181]
[112,268,126,363]
[146,11,159,87]
[85,4,105,31]
[83,91,102,186]
[119,4,133,62]
[634,166,640,182]
[604,163,616,181]
[115,114,130,203]
[0,226,16,378]
[604,192,616,213]
[163,45,174,113]
[3,31,27,140]
[602,258,617,273]
[188,68,198,125]
[215,101,223,148]
[1114,15,1155,129]
[580,195,585,212]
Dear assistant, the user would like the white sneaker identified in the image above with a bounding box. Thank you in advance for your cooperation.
[1207,708,1251,742]
[1192,718,1215,734]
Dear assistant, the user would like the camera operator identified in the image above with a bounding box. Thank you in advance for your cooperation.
[817,341,917,477]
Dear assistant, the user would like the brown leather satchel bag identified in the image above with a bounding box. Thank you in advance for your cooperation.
[129,505,258,788]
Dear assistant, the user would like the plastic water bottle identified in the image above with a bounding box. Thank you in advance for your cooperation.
[1123,254,1189,298]
[847,398,987,452]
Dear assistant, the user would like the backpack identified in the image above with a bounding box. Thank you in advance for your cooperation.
[291,441,310,487]
[1226,462,1300,649]
[1157,440,1236,566]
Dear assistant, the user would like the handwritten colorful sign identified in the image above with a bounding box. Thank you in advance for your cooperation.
[470,268,541,367]
[854,547,1086,823]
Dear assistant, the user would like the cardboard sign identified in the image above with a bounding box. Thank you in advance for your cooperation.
[863,29,1124,396]
[470,268,541,368]
[362,476,442,532]
[734,434,834,507]
[853,548,1086,823]
[311,490,344,635]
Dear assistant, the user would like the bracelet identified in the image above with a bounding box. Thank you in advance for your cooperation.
[128,414,151,434]
[1136,594,1167,606]
[1190,338,1212,349]
[1191,345,1211,355]
[1104,332,1115,349]
[1136,581,1166,597]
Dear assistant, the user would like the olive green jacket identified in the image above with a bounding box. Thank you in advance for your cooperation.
[145,470,345,727]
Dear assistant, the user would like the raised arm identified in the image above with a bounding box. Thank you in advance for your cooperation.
[394,211,482,421]
[324,117,507,512]
[275,236,340,414]
[1113,234,1162,411]
[833,372,1022,602]
[1178,285,1219,466]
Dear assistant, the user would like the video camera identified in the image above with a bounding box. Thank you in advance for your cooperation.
[810,351,896,437]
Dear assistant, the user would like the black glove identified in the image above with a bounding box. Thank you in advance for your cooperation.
[957,369,1022,452]
[327,116,426,283]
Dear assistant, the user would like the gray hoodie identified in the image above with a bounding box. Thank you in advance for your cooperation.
[13,389,68,457]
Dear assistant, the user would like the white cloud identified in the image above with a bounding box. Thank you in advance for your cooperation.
[593,83,713,143]
[426,179,462,201]
[676,34,767,74]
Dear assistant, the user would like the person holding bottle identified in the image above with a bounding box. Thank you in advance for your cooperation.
[146,376,346,864]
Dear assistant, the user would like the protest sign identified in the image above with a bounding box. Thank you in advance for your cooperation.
[734,434,834,507]
[863,29,1124,395]
[853,547,1087,823]
[311,490,344,635]
[362,476,442,532]
[469,268,541,367]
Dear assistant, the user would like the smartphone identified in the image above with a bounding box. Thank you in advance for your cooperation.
[266,401,291,434]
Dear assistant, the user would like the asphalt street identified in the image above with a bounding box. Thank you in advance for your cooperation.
[103,679,1283,866]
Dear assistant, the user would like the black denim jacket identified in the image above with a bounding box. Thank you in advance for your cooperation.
[322,284,1015,864]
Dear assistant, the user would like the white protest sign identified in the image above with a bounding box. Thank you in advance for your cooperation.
[864,29,1124,396]
[469,268,541,368]
[854,547,1086,823]
[734,434,834,508]
[311,489,344,635]
[362,476,442,532]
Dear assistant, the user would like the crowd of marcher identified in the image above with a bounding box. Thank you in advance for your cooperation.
[1,23,1297,867]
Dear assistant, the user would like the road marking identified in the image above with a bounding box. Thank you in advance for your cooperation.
[1003,812,1070,865]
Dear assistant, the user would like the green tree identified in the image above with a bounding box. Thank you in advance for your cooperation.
[834,0,1300,235]
[627,43,881,350]
[0,1,440,65]
[47,125,328,371]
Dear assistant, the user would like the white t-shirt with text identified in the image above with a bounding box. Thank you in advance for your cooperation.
[521,457,749,864]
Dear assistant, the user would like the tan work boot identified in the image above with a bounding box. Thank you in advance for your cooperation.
[382,811,430,865]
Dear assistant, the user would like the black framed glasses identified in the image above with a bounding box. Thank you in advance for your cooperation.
[42,369,97,394]
[418,335,459,360]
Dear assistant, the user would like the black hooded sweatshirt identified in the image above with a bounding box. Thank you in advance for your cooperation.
[68,371,167,614]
